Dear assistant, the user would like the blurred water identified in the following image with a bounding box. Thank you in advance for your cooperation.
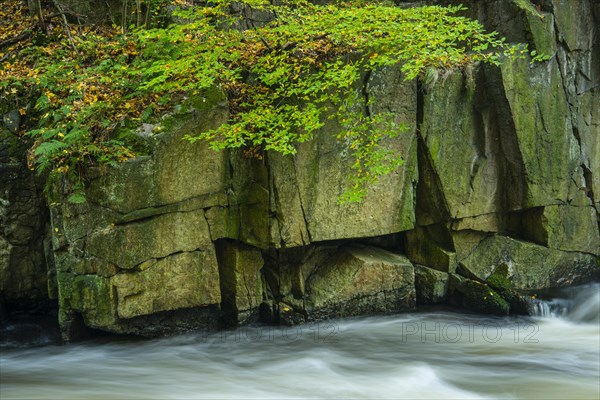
[1,283,599,400]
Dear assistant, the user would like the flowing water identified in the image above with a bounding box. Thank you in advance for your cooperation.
[1,283,599,399]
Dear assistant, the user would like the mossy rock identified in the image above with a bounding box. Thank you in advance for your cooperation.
[267,64,418,246]
[420,66,500,219]
[500,54,581,208]
[414,265,450,305]
[57,272,117,330]
[305,244,415,319]
[406,227,457,273]
[459,235,599,290]
[450,275,510,316]
[521,205,600,255]
[215,241,264,325]
[485,264,531,315]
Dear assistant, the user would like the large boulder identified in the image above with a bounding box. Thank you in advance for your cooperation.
[459,235,599,290]
[305,245,415,319]
[499,55,583,208]
[111,250,220,320]
[576,90,600,207]
[522,205,600,254]
[414,265,450,305]
[448,274,510,316]
[420,67,502,220]
[52,91,230,338]
[405,226,457,273]
[84,88,231,215]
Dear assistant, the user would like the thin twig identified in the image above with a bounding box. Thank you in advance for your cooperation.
[260,37,271,50]
[104,0,117,26]
[35,0,46,33]
[136,0,141,28]
[0,49,16,63]
[121,0,127,34]
[51,0,79,55]
[0,10,85,51]
[144,2,151,28]
[0,31,32,48]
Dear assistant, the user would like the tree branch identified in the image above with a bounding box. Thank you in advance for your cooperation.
[0,50,16,63]
[0,31,32,49]
[35,0,46,33]
[0,10,87,51]
[50,0,79,55]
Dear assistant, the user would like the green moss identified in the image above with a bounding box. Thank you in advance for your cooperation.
[57,272,117,329]
[414,265,449,305]
[486,263,512,292]
[459,279,510,316]
[525,12,557,56]
[513,0,541,15]
[406,227,457,273]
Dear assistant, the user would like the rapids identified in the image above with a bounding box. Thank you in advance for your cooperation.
[1,283,599,399]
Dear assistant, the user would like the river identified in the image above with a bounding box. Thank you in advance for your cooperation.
[1,283,598,399]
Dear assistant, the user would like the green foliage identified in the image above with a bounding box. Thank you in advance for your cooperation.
[2,0,520,202]
[529,50,551,63]
[137,0,512,201]
[67,191,87,204]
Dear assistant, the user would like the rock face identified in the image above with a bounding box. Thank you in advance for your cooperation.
[1,0,599,338]
[50,0,134,24]
[459,235,598,290]
[0,132,50,318]
[50,88,230,338]
[414,265,449,305]
[216,241,264,325]
[268,65,417,247]
[44,68,419,338]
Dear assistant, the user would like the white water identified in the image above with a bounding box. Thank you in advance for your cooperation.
[1,284,599,400]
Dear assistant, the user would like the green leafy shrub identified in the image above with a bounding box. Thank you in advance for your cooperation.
[2,0,534,202]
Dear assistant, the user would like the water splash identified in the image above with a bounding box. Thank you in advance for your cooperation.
[527,283,599,323]
[528,298,572,318]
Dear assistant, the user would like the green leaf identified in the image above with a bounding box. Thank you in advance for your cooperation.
[67,192,87,204]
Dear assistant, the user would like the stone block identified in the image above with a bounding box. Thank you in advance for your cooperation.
[305,245,415,319]
[414,265,449,305]
[522,205,600,254]
[459,235,599,290]
[111,250,221,319]
[216,241,264,324]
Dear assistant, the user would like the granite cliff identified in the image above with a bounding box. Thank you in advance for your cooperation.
[1,0,598,340]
